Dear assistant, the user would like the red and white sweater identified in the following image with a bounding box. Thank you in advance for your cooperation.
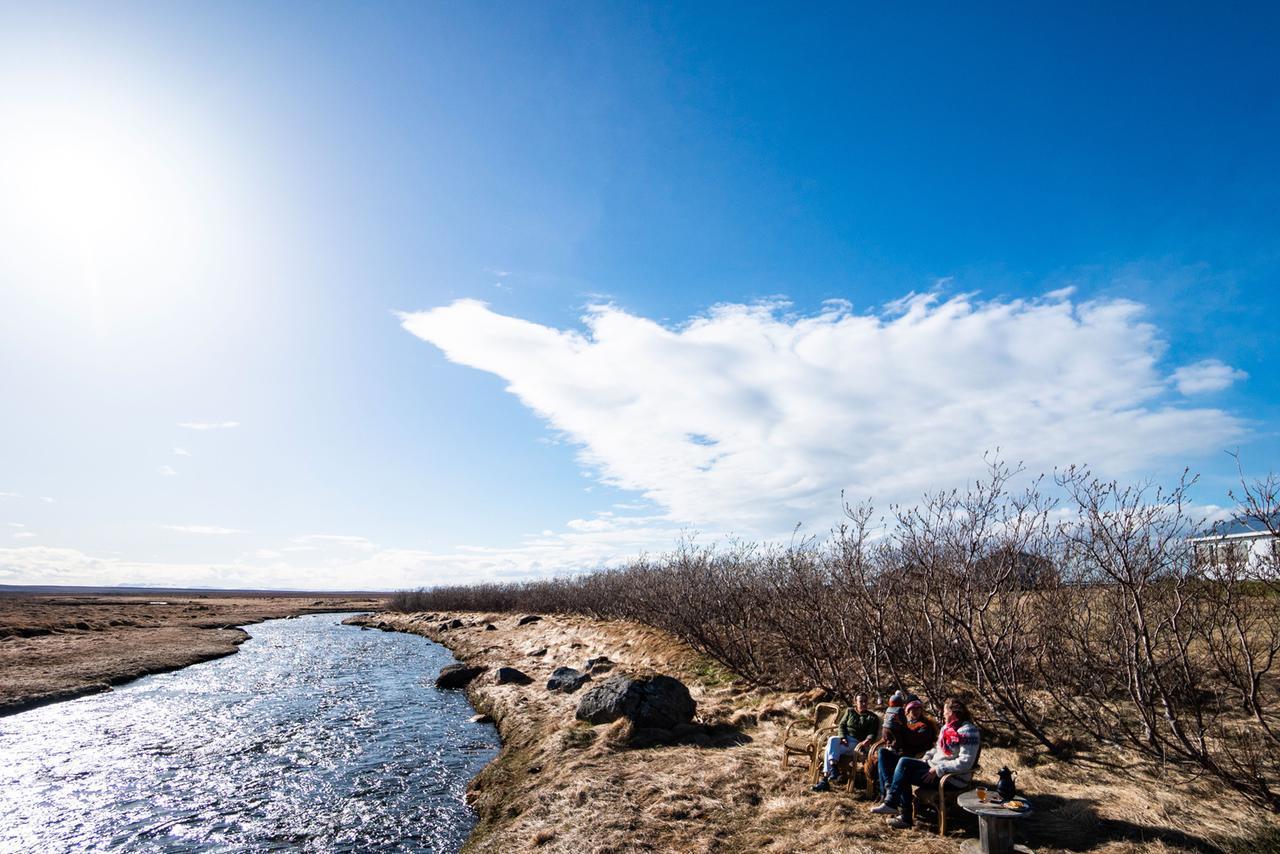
[923,720,981,784]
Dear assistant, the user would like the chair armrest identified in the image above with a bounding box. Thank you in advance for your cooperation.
[783,719,806,740]
[862,738,886,769]
[938,772,967,793]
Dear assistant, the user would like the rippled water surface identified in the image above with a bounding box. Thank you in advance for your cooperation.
[0,613,500,852]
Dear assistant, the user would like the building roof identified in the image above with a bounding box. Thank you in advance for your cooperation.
[1195,513,1280,540]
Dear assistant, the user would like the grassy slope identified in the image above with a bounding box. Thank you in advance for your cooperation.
[356,611,1280,854]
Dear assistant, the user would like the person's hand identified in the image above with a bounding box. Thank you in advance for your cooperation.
[921,769,938,785]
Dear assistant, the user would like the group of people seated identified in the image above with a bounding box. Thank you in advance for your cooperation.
[809,690,981,830]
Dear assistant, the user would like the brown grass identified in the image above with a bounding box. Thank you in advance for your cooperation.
[356,610,1280,854]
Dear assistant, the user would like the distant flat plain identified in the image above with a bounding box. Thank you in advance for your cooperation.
[0,587,385,715]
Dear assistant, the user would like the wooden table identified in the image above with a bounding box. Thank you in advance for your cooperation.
[955,790,1033,854]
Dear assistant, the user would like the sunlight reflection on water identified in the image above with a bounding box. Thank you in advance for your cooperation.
[0,613,499,852]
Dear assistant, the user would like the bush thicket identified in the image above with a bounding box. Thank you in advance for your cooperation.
[391,460,1280,811]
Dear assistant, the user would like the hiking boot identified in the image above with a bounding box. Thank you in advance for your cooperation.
[886,814,913,830]
[811,778,830,792]
[870,802,897,815]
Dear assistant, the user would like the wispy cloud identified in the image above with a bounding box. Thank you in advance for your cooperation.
[1171,359,1248,395]
[0,492,21,500]
[158,465,178,476]
[39,497,55,504]
[160,524,247,535]
[402,292,1246,534]
[12,531,35,540]
[177,421,240,430]
[173,447,191,456]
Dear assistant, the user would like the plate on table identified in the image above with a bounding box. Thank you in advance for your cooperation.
[1003,799,1029,811]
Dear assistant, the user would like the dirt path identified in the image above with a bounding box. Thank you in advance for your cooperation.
[355,610,1278,854]
[0,593,383,715]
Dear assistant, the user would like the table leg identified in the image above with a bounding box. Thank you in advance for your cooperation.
[979,815,1014,854]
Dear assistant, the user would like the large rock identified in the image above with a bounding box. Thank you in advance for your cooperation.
[517,615,542,626]
[435,664,486,689]
[439,618,464,630]
[547,666,591,694]
[495,666,533,685]
[584,655,615,673]
[575,675,696,730]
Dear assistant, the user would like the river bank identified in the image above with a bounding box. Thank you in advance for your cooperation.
[1,612,496,851]
[0,592,384,715]
[356,610,1279,854]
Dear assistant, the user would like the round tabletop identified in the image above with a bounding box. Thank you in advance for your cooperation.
[956,789,1033,819]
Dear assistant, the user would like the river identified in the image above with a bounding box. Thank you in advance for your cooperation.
[0,612,500,852]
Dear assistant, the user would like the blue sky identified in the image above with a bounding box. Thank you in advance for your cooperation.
[1,2,1277,589]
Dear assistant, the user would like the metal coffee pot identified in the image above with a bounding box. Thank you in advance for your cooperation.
[996,766,1017,800]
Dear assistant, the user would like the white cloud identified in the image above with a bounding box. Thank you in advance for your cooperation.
[1171,359,1248,395]
[402,293,1246,535]
[0,492,21,500]
[173,447,191,456]
[8,522,24,528]
[39,497,55,504]
[12,532,35,540]
[158,465,178,476]
[160,524,247,535]
[177,421,240,430]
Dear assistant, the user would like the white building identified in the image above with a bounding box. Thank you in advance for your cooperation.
[1192,515,1279,574]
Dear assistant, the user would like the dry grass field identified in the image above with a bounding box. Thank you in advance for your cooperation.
[355,610,1280,854]
[0,592,384,715]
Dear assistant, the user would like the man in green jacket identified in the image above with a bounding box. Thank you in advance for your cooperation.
[812,693,880,792]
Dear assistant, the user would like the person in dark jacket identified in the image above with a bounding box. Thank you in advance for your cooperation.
[875,699,937,798]
[811,693,880,792]
[873,696,982,829]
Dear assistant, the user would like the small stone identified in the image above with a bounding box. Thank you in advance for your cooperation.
[495,667,533,686]
[470,713,495,724]
[584,656,615,673]
[517,615,542,626]
[484,623,497,631]
[547,666,591,694]
[436,664,486,689]
[527,647,548,657]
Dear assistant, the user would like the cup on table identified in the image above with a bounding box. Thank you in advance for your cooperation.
[976,787,987,803]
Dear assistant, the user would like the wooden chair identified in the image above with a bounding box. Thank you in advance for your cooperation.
[833,743,873,793]
[914,751,983,836]
[860,737,886,797]
[780,701,841,781]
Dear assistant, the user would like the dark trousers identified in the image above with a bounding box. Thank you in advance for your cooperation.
[884,756,933,818]
[876,746,903,798]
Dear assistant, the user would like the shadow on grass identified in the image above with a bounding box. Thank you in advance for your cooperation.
[626,723,754,750]
[1015,793,1224,853]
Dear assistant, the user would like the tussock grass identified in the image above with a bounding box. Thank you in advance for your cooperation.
[356,610,1279,853]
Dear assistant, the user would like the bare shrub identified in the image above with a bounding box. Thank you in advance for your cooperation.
[389,459,1280,811]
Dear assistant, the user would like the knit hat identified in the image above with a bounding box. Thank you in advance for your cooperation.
[904,700,923,712]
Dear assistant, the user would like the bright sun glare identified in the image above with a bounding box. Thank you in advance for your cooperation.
[0,86,220,287]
